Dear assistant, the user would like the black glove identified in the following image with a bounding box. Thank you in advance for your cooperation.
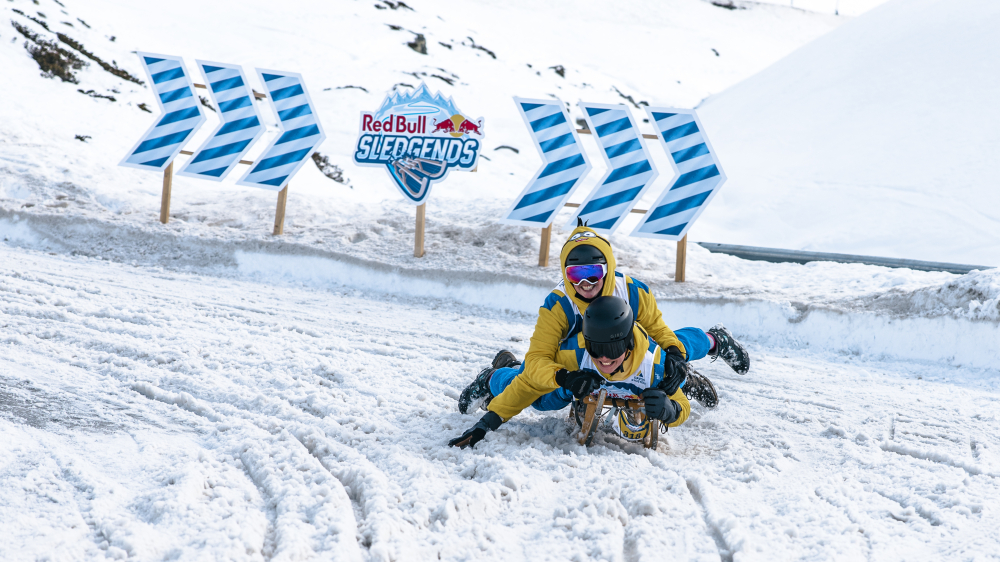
[448,411,503,449]
[555,368,604,399]
[658,346,687,395]
[642,388,681,423]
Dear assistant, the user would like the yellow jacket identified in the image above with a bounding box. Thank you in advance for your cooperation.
[488,226,685,421]
[490,323,690,426]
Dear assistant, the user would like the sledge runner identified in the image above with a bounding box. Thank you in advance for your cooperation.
[449,296,689,449]
[456,224,749,421]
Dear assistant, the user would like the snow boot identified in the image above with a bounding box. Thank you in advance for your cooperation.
[458,350,520,414]
[683,366,719,409]
[708,324,750,375]
[491,349,520,371]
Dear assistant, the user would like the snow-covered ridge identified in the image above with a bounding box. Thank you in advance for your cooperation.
[699,0,1000,264]
[4,209,998,371]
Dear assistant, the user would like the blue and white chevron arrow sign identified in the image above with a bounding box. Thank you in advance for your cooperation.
[237,69,326,191]
[177,61,264,181]
[501,97,591,226]
[119,52,206,171]
[631,108,726,240]
[571,103,658,233]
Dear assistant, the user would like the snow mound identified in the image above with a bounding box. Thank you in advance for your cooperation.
[698,0,1000,266]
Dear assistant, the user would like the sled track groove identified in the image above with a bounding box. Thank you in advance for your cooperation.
[685,478,733,562]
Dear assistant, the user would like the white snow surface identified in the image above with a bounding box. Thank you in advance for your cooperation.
[2,0,1000,559]
[698,0,1000,265]
[3,245,1000,561]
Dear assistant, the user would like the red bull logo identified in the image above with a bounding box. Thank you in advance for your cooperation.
[353,82,485,204]
[458,118,483,135]
[432,119,455,134]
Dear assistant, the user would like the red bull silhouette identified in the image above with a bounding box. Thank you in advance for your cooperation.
[432,119,455,134]
[458,118,484,136]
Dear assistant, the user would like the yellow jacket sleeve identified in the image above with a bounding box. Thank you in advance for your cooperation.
[667,387,690,428]
[487,293,574,421]
[632,277,686,358]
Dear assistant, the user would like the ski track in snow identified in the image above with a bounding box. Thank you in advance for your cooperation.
[2,244,999,561]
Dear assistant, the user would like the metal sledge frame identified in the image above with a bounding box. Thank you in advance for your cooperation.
[573,390,660,449]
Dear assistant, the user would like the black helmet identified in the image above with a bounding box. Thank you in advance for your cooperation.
[566,244,607,266]
[583,296,634,359]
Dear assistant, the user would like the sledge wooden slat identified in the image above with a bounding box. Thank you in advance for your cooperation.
[160,162,173,224]
[646,418,659,450]
[538,224,553,267]
[675,234,688,283]
[578,389,608,446]
[273,186,288,235]
[414,202,426,257]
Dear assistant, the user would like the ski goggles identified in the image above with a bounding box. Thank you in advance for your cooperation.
[585,336,631,361]
[565,263,607,286]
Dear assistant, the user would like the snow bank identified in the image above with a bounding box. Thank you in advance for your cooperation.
[235,251,548,316]
[4,209,997,371]
[698,0,1000,265]
[665,296,1000,371]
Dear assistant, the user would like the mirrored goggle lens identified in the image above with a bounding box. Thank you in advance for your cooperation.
[566,264,607,285]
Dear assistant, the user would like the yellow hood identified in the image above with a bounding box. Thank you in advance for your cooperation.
[559,225,618,306]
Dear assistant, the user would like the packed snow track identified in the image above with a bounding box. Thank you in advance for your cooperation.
[1,245,998,561]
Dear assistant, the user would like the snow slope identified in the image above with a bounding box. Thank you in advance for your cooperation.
[2,1,1000,559]
[698,0,1000,265]
[3,245,999,561]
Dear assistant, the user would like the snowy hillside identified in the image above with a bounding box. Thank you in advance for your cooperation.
[698,0,1000,265]
[2,0,1000,560]
[3,245,1000,561]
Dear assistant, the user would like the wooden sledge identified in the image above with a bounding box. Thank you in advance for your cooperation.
[572,389,660,449]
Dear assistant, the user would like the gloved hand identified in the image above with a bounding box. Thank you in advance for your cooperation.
[448,411,503,449]
[659,346,688,395]
[555,368,604,399]
[641,388,681,423]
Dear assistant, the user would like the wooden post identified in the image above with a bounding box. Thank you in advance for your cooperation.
[414,202,426,257]
[273,185,288,235]
[538,224,553,267]
[675,234,688,282]
[159,161,173,224]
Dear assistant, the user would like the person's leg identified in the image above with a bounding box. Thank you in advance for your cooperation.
[488,362,525,396]
[707,325,750,375]
[673,327,719,409]
[458,351,521,414]
[674,327,712,361]
[490,364,573,412]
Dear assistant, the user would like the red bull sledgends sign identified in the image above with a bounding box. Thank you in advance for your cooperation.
[353,83,484,204]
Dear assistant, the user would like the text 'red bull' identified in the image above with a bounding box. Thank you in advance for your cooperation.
[361,115,428,134]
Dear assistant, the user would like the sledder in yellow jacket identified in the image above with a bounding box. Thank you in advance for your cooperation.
[487,225,686,421]
[450,296,689,449]
[450,226,752,449]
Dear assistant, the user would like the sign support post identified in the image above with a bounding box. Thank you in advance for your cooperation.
[675,234,688,282]
[274,186,288,235]
[160,162,173,224]
[353,83,484,258]
[415,203,426,257]
[538,224,552,267]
